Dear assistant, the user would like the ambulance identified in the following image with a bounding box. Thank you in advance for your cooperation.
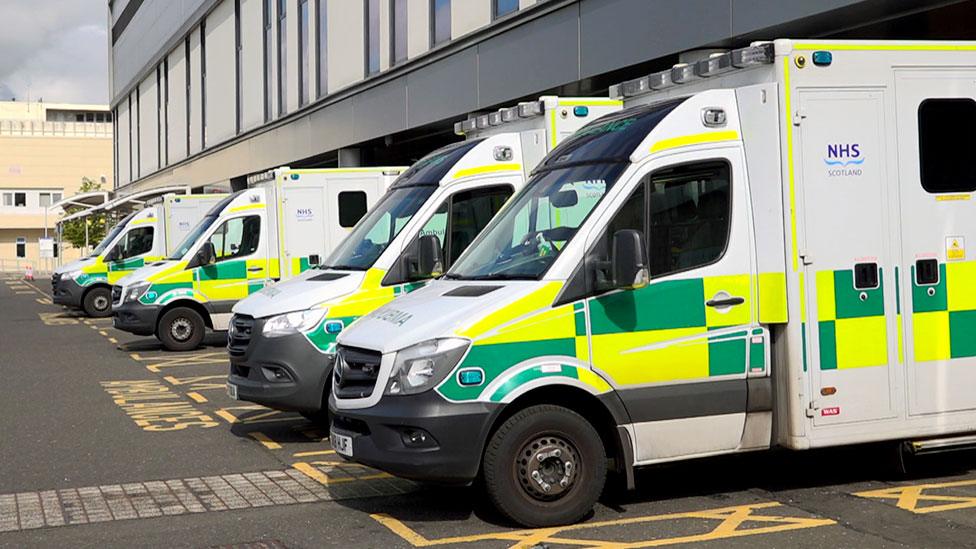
[112,168,404,351]
[225,97,622,422]
[330,40,976,527]
[52,192,226,317]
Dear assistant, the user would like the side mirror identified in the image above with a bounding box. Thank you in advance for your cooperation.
[415,234,444,278]
[612,229,649,290]
[190,241,217,268]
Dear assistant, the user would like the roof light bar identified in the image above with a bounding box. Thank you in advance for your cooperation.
[488,111,502,125]
[695,52,733,77]
[500,107,519,122]
[670,63,697,84]
[476,114,491,129]
[247,169,277,185]
[731,42,774,67]
[517,101,544,118]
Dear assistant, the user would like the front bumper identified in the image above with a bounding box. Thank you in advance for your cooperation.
[52,277,84,308]
[227,317,335,413]
[112,299,160,336]
[329,391,501,484]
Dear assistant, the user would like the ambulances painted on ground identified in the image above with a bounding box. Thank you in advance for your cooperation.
[52,192,226,317]
[111,168,404,351]
[225,97,622,421]
[329,40,976,527]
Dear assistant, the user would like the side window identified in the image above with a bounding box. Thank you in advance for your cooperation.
[209,215,261,262]
[118,227,154,259]
[418,201,449,253]
[338,191,367,228]
[918,98,976,193]
[648,160,731,276]
[447,185,512,264]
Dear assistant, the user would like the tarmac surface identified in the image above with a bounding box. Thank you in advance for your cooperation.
[2,273,976,548]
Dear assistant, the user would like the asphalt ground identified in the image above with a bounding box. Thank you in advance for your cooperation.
[2,273,976,548]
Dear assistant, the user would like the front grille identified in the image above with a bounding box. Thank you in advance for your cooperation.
[227,315,255,357]
[51,272,61,292]
[334,345,382,399]
[111,285,123,305]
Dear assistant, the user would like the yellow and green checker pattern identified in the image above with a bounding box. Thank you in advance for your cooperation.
[815,269,888,370]
[138,259,272,306]
[911,261,976,361]
[78,256,161,286]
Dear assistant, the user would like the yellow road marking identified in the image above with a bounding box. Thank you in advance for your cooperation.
[292,450,336,457]
[108,337,118,344]
[99,330,108,336]
[371,502,834,547]
[855,479,976,514]
[293,462,391,485]
[130,351,228,372]
[186,391,208,403]
[215,409,239,424]
[249,432,282,450]
[36,297,52,305]
[163,374,226,391]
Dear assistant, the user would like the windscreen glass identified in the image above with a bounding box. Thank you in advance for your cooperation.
[90,213,136,257]
[166,193,238,260]
[391,139,484,188]
[322,185,438,271]
[447,162,627,280]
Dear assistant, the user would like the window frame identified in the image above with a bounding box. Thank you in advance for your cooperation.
[492,0,519,20]
[206,214,263,263]
[390,0,408,65]
[15,237,26,259]
[13,192,26,207]
[365,0,380,76]
[277,0,288,117]
[430,0,451,47]
[917,97,976,194]
[315,0,328,98]
[298,0,310,105]
[338,190,369,228]
[117,226,156,260]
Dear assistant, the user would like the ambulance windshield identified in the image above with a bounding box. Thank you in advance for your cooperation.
[322,185,437,271]
[447,162,627,280]
[90,212,136,257]
[166,194,237,260]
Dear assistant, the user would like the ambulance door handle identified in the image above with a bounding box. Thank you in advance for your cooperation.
[247,266,263,272]
[706,295,745,308]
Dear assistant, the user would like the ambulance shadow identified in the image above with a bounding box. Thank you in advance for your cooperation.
[334,484,494,525]
[117,332,228,353]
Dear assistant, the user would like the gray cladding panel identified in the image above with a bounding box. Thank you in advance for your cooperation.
[353,80,408,143]
[579,0,732,79]
[308,98,355,153]
[476,5,580,107]
[730,0,869,35]
[406,47,479,128]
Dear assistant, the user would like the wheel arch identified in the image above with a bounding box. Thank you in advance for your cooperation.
[156,299,214,334]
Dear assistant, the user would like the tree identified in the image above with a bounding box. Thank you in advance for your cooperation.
[60,177,107,251]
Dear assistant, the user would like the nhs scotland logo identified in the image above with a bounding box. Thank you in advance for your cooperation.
[824,143,864,177]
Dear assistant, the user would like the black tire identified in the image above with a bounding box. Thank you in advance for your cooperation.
[300,408,331,426]
[82,286,112,317]
[483,404,606,527]
[157,307,206,352]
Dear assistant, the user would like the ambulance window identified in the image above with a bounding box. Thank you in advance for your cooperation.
[210,215,261,261]
[338,191,367,227]
[918,98,976,193]
[418,201,449,257]
[648,160,731,276]
[118,227,154,259]
[447,185,512,264]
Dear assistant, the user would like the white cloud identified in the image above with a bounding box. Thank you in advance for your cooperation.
[0,0,108,105]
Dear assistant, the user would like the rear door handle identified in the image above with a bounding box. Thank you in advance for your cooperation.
[706,296,745,308]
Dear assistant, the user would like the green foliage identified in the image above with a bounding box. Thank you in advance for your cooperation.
[60,178,107,250]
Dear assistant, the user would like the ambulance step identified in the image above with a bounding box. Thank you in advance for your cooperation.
[909,434,976,455]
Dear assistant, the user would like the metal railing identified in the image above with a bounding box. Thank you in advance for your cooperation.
[0,120,112,138]
[0,258,55,276]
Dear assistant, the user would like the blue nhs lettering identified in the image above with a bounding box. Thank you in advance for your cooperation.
[824,143,864,177]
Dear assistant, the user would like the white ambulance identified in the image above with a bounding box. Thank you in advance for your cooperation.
[330,40,976,527]
[111,168,404,351]
[225,97,622,422]
[52,191,226,317]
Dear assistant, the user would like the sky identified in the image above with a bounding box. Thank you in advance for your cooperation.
[0,0,109,105]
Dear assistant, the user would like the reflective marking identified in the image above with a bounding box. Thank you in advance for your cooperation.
[649,130,739,153]
[451,163,521,180]
[249,432,282,450]
[0,467,414,532]
[854,479,976,514]
[371,502,834,547]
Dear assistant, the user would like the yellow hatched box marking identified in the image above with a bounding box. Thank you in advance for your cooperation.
[835,316,888,369]
[855,479,976,514]
[593,326,709,385]
[912,311,951,362]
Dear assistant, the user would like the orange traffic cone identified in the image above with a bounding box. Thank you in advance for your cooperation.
[24,265,33,281]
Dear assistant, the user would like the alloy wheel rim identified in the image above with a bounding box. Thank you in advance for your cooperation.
[515,434,580,501]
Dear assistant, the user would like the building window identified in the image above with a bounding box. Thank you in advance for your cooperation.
[163,59,169,162]
[53,192,62,204]
[299,0,310,105]
[365,0,380,76]
[235,0,243,132]
[263,0,274,121]
[391,0,407,65]
[277,0,287,116]
[918,98,976,193]
[16,237,26,259]
[338,191,368,227]
[135,87,141,176]
[128,94,134,182]
[185,37,191,156]
[316,0,327,98]
[76,114,85,122]
[39,193,52,208]
[156,64,162,167]
[493,0,518,19]
[431,0,451,46]
[201,19,207,148]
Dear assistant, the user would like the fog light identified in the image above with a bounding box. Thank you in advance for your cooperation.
[261,366,292,383]
[400,428,438,448]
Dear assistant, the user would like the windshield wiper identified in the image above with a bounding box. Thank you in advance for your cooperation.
[440,273,462,280]
[323,264,367,271]
[462,273,535,281]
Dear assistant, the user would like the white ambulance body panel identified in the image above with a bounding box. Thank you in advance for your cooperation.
[612,40,976,451]
[161,194,228,257]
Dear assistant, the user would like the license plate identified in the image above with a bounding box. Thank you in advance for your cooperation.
[331,431,353,457]
[226,383,238,400]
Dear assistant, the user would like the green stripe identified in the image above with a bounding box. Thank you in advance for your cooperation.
[490,364,578,402]
[305,315,359,353]
[818,321,837,370]
[198,260,247,281]
[439,338,577,401]
[708,338,746,376]
[589,278,705,335]
[950,310,976,358]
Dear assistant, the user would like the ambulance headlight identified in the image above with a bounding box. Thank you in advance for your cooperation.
[124,281,150,303]
[262,308,328,338]
[385,338,469,396]
[62,270,82,281]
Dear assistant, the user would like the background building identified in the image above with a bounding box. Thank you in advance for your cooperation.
[0,101,113,270]
[109,0,976,194]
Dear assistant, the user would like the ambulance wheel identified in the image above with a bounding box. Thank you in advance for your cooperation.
[483,404,606,527]
[158,307,205,351]
[82,286,112,317]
